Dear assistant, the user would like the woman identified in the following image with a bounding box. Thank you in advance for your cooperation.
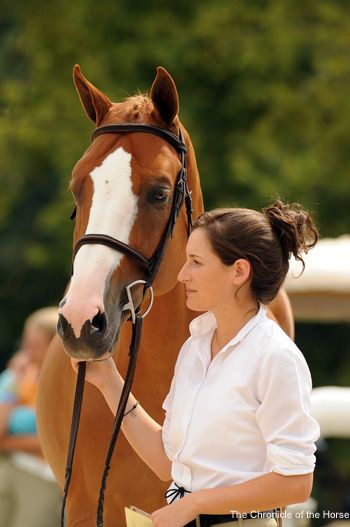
[72,200,320,527]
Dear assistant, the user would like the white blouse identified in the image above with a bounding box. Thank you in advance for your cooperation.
[162,304,320,496]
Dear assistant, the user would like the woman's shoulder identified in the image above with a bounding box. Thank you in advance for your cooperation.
[254,317,314,399]
[254,314,307,366]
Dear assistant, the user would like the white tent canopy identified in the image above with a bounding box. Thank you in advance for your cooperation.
[311,386,350,438]
[284,235,350,322]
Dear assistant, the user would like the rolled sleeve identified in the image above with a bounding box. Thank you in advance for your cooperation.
[256,346,320,476]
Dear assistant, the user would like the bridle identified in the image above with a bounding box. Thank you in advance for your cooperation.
[61,123,193,527]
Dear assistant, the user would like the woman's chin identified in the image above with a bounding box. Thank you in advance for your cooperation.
[185,298,205,312]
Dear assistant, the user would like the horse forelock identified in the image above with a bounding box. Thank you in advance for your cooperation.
[103,93,180,130]
[123,93,153,122]
[103,93,154,124]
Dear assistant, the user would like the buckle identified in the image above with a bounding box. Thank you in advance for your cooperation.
[122,280,154,325]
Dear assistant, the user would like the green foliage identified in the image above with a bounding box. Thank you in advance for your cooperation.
[1,0,350,353]
[1,0,350,513]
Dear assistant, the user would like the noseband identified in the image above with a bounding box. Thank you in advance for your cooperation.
[61,124,193,527]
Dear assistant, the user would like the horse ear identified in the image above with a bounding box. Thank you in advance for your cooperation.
[73,65,112,125]
[150,67,179,128]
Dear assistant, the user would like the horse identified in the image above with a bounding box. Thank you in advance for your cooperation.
[37,65,294,527]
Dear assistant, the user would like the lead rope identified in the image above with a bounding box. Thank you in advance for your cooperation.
[60,315,143,527]
[96,314,143,526]
[60,361,86,527]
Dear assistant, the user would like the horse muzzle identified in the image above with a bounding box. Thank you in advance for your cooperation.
[57,280,153,360]
[57,309,123,360]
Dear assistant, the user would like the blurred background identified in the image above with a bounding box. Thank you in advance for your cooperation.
[0,0,349,522]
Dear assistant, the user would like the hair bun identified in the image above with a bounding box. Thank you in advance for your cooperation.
[263,199,318,269]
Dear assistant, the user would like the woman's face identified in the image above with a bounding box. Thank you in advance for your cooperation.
[177,228,247,312]
[21,325,52,366]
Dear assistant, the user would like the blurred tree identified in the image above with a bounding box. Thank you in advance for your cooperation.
[0,0,350,358]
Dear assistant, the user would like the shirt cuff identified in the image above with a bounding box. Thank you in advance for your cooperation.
[267,443,316,476]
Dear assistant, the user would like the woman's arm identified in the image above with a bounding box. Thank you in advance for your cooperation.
[0,434,42,455]
[0,403,14,438]
[72,358,172,481]
[151,471,313,527]
[191,471,312,514]
[0,401,42,455]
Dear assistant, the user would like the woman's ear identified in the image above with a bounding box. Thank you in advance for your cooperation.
[232,259,252,285]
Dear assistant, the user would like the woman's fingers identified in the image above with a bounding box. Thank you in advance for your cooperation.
[70,356,119,391]
[70,358,81,374]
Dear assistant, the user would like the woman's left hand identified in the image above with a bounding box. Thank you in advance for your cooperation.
[151,495,197,527]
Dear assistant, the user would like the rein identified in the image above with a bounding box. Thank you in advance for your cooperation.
[61,123,192,527]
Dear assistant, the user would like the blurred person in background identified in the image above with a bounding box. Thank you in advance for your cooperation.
[0,307,61,527]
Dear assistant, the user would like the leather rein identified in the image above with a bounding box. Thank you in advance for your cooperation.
[61,123,193,527]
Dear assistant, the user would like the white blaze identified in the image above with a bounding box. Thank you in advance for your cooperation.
[62,147,138,337]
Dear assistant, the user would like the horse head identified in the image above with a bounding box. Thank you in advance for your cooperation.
[57,65,202,361]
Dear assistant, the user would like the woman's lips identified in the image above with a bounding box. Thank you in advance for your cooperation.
[185,289,196,295]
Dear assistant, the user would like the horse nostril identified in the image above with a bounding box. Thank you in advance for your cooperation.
[57,314,68,338]
[59,298,67,309]
[91,312,106,334]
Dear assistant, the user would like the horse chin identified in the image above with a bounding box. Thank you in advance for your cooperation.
[61,333,116,361]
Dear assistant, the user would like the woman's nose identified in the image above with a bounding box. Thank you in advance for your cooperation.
[177,261,189,283]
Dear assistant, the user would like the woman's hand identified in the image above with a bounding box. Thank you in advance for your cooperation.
[151,495,197,527]
[71,357,119,392]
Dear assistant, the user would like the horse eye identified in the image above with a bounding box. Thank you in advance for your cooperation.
[155,192,168,202]
[148,189,171,205]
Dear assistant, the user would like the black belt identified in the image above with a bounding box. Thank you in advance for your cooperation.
[185,515,237,527]
[185,510,280,527]
[165,484,280,527]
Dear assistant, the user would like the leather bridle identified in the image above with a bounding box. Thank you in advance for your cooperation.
[61,123,193,527]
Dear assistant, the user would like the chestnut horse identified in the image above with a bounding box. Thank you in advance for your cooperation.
[37,66,294,527]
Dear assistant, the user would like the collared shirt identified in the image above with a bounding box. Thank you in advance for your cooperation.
[162,305,320,497]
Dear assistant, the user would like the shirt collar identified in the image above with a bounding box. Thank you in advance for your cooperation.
[189,304,267,349]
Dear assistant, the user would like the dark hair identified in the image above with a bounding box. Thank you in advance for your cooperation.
[192,199,318,304]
